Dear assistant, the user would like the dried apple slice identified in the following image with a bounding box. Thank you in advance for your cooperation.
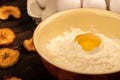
[0,28,16,46]
[23,38,36,52]
[0,48,20,68]
[4,75,22,80]
[0,6,21,20]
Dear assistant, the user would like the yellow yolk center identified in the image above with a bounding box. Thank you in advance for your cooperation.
[74,32,101,51]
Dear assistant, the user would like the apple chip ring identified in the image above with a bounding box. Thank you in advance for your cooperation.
[4,75,22,80]
[0,28,16,46]
[0,48,20,68]
[0,5,21,20]
[23,38,36,52]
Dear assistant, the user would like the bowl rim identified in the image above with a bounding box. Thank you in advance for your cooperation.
[33,8,120,75]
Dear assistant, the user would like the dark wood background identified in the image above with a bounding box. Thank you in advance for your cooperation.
[0,0,120,80]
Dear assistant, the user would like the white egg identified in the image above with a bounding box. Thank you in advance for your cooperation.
[36,0,48,8]
[42,0,57,20]
[57,0,81,12]
[27,0,42,18]
[110,0,120,13]
[83,0,106,10]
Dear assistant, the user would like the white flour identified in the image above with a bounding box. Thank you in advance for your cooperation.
[45,28,120,74]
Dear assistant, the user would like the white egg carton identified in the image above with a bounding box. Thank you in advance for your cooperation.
[27,0,120,24]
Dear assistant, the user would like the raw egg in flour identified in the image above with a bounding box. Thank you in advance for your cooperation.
[74,32,101,51]
[45,28,120,73]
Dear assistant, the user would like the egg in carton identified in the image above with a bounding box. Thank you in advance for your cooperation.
[27,0,120,24]
[27,0,57,24]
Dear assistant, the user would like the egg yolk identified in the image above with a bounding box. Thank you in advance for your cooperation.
[74,32,101,51]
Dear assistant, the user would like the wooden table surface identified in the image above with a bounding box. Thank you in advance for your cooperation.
[0,0,120,80]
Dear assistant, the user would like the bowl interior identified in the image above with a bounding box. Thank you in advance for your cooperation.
[33,8,120,74]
